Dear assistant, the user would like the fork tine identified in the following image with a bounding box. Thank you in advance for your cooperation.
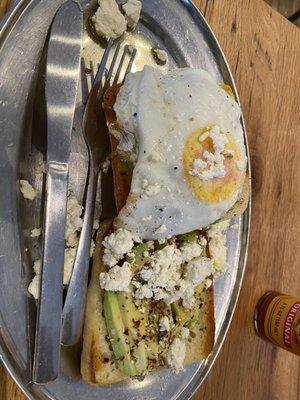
[112,46,129,86]
[122,48,137,83]
[103,42,121,92]
[94,38,113,101]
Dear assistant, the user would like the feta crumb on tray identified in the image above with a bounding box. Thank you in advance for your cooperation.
[152,48,168,65]
[30,228,41,237]
[28,194,98,300]
[92,0,141,40]
[19,180,37,200]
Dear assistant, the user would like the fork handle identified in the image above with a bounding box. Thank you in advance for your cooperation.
[33,163,68,383]
[61,160,99,346]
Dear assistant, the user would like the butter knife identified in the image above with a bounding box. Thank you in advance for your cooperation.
[32,0,82,384]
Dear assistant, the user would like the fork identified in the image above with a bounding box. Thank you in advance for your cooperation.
[61,39,137,346]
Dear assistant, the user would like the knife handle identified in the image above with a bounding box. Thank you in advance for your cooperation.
[61,162,98,346]
[33,162,68,384]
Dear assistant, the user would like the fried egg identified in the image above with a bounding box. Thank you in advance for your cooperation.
[113,66,247,240]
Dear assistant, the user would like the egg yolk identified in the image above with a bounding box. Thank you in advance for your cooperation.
[182,127,244,203]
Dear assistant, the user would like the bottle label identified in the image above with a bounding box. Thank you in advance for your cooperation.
[264,295,300,355]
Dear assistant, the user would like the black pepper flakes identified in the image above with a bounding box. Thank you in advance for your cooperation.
[133,319,141,328]
[133,112,137,117]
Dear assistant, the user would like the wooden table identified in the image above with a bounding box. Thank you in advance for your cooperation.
[1,0,300,399]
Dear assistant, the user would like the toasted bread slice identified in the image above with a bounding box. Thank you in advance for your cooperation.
[81,220,215,385]
[81,84,218,385]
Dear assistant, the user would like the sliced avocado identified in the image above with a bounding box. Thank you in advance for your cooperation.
[177,231,198,244]
[129,242,154,274]
[154,241,167,251]
[103,291,138,376]
[120,159,134,173]
[116,288,148,374]
[172,283,206,332]
[129,242,149,262]
[145,302,174,367]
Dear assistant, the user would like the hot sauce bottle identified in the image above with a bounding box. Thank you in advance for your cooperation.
[254,291,300,355]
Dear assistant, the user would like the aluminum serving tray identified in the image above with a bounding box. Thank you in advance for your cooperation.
[0,0,251,399]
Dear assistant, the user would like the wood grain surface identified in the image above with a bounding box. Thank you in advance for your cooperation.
[1,0,300,399]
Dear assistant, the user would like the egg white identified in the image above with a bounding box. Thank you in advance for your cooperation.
[113,66,247,240]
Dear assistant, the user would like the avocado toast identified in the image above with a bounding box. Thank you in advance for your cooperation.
[81,85,216,384]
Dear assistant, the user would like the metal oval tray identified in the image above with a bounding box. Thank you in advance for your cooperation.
[0,0,251,399]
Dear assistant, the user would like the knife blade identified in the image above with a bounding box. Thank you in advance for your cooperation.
[32,0,82,384]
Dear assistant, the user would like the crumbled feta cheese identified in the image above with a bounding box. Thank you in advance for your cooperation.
[209,125,229,153]
[166,337,186,372]
[99,262,132,292]
[205,277,213,288]
[155,224,167,234]
[65,195,83,247]
[190,158,226,180]
[101,157,110,173]
[207,220,229,272]
[135,284,153,299]
[190,126,234,181]
[93,219,100,230]
[30,228,41,237]
[92,0,127,40]
[28,260,42,300]
[122,0,142,28]
[199,236,207,247]
[166,327,190,372]
[185,257,214,285]
[223,149,234,157]
[152,48,168,65]
[127,45,135,55]
[193,158,208,170]
[199,131,210,142]
[28,275,40,300]
[180,242,203,262]
[102,228,141,267]
[181,327,190,340]
[20,180,37,200]
[28,195,95,298]
[159,316,170,332]
[64,247,77,285]
[33,259,42,274]
[134,244,213,308]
